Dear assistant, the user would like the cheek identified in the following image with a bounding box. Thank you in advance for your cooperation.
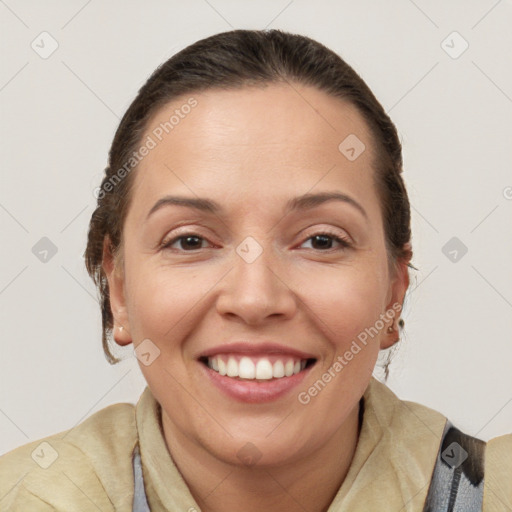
[298,262,388,368]
[294,268,386,419]
[307,265,384,325]
[124,257,220,344]
[123,263,215,391]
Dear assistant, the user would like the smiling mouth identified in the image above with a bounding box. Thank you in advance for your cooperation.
[199,355,317,381]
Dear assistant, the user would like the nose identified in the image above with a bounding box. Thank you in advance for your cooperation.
[216,241,297,325]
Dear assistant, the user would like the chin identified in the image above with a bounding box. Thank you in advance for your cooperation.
[199,428,313,469]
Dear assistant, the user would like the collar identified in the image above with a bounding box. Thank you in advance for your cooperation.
[134,377,447,511]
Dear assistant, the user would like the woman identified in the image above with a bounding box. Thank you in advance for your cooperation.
[0,29,510,512]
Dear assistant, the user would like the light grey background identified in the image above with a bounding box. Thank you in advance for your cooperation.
[1,0,511,456]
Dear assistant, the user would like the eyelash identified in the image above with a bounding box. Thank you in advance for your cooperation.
[159,230,352,252]
[301,231,352,251]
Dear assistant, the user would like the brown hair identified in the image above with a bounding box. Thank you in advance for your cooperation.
[85,29,415,364]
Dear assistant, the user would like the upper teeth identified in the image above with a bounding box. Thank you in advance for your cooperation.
[207,356,307,380]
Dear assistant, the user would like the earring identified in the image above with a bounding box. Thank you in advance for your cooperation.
[118,326,124,332]
[387,325,394,333]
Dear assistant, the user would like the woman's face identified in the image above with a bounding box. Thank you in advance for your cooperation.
[106,84,409,467]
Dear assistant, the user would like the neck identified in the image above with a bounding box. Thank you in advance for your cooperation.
[161,401,362,512]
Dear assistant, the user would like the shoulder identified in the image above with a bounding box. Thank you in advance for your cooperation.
[0,401,137,511]
[333,379,449,510]
[483,433,512,511]
[367,380,512,510]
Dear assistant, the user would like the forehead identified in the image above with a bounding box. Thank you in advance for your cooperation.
[130,83,379,218]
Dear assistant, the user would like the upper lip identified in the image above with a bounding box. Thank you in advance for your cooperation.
[197,342,317,360]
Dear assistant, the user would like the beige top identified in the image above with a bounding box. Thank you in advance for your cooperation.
[0,377,510,511]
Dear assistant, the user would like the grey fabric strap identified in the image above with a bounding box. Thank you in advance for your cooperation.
[132,443,151,512]
[423,420,486,512]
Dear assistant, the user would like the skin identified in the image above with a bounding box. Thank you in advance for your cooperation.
[103,83,410,512]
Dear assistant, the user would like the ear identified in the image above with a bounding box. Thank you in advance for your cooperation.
[380,246,411,350]
[102,236,132,346]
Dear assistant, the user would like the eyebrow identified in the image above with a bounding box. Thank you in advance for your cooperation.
[146,191,368,221]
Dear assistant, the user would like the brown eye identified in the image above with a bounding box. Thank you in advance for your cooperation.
[301,233,351,251]
[161,235,207,251]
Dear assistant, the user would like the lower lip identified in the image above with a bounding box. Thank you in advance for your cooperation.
[199,362,313,403]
